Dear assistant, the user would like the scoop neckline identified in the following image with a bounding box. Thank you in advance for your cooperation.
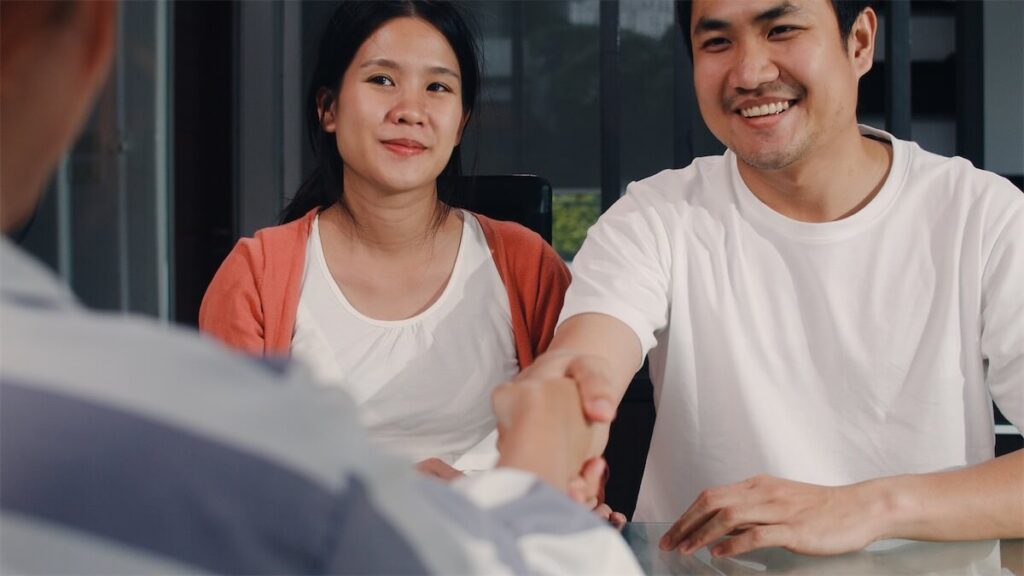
[310,211,469,328]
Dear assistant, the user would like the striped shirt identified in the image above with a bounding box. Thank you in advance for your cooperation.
[0,238,641,575]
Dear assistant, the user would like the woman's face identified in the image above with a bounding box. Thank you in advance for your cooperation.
[323,17,466,197]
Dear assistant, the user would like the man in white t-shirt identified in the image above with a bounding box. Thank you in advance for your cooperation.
[520,0,1024,557]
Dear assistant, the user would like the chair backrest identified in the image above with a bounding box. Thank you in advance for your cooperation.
[450,175,553,243]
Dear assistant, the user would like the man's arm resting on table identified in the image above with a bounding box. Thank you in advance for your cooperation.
[875,448,1024,541]
[517,313,643,426]
[661,449,1024,557]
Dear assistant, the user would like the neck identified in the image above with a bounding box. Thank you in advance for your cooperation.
[737,125,893,223]
[0,103,54,234]
[331,176,446,254]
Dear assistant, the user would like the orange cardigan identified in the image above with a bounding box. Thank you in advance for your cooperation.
[199,208,570,368]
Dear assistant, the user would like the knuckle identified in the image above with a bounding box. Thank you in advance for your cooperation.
[749,527,768,545]
[719,506,738,524]
[699,488,720,508]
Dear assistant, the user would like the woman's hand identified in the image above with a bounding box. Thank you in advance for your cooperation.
[566,457,627,530]
[415,457,464,482]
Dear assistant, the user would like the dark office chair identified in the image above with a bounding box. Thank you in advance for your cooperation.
[449,175,553,243]
[604,362,656,519]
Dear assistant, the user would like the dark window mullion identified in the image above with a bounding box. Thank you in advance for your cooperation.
[599,0,621,212]
[955,0,984,166]
[884,0,912,139]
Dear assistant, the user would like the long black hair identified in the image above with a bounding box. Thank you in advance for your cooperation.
[279,0,481,225]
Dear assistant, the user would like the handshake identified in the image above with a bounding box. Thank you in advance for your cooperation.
[492,353,627,527]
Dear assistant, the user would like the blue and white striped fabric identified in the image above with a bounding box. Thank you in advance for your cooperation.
[0,239,641,575]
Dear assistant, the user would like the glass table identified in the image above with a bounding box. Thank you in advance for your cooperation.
[624,523,1023,575]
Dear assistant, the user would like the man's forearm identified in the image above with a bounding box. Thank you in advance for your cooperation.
[870,449,1024,541]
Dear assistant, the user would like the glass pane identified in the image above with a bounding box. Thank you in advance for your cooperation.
[619,0,676,187]
[462,0,601,260]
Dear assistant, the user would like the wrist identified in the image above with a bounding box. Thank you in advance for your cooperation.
[496,444,570,491]
[856,475,917,542]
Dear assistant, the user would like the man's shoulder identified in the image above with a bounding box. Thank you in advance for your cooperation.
[2,296,366,488]
[631,155,729,192]
[901,140,1023,211]
[620,155,732,212]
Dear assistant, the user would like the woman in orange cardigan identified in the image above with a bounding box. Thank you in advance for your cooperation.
[200,0,569,479]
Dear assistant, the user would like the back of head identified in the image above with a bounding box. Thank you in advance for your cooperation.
[279,0,482,224]
[0,0,116,233]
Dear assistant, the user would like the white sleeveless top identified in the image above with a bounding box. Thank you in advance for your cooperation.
[291,211,518,470]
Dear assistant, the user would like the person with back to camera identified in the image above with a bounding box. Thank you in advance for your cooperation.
[516,0,1024,558]
[200,0,574,482]
[0,1,640,573]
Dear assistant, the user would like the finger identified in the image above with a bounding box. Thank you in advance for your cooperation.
[609,511,627,531]
[566,477,590,505]
[710,525,791,557]
[565,473,598,504]
[659,483,753,551]
[579,457,607,500]
[593,503,613,520]
[678,504,775,555]
[566,358,617,422]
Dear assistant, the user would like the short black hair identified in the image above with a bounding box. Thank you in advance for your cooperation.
[675,0,876,58]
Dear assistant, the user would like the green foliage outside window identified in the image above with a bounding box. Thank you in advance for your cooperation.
[553,192,600,261]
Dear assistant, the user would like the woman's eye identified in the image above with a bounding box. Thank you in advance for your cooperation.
[427,82,452,93]
[368,75,394,87]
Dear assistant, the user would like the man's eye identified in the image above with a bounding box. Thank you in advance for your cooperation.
[368,75,394,87]
[701,37,730,51]
[768,25,798,37]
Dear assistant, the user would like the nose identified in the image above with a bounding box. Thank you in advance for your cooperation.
[387,88,426,126]
[729,42,779,91]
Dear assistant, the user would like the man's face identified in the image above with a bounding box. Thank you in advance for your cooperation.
[690,0,869,171]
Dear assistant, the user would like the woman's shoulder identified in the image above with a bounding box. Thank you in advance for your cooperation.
[250,208,318,248]
[215,208,317,281]
[466,211,568,285]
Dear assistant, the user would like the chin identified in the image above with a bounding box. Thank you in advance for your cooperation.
[734,138,811,171]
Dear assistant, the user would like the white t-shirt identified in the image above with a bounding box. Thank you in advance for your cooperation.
[560,126,1024,521]
[292,211,519,469]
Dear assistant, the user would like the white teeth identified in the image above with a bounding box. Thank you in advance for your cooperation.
[741,101,790,118]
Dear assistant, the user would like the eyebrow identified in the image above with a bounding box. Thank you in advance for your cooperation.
[359,58,461,81]
[693,1,802,35]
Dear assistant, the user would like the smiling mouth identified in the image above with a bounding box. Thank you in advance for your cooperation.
[381,139,427,155]
[739,100,793,118]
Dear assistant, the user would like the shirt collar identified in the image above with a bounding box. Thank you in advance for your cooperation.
[0,237,77,310]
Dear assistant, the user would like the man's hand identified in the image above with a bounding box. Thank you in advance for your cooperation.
[517,313,642,427]
[659,475,882,557]
[515,350,620,425]
[415,457,464,482]
[492,376,597,491]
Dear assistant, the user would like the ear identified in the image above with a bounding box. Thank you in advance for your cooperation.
[847,7,877,79]
[455,111,471,146]
[80,0,117,91]
[317,87,337,133]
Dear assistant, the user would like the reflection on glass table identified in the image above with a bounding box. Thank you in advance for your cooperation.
[624,523,1022,575]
